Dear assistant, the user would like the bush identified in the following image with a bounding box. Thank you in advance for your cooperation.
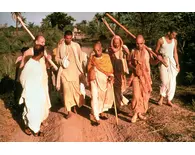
[184,72,194,85]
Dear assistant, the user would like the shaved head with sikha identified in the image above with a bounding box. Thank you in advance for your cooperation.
[35,35,45,46]
[94,42,102,57]
[136,35,145,51]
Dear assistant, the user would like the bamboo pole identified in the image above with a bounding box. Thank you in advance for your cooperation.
[105,13,168,67]
[102,17,134,87]
[101,18,115,36]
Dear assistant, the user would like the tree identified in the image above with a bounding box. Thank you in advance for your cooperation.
[11,12,26,35]
[28,22,35,29]
[41,12,76,31]
[76,20,88,34]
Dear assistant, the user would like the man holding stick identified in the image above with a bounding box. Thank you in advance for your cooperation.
[128,35,157,123]
[87,42,114,126]
[19,45,47,136]
[19,35,52,126]
[108,35,130,113]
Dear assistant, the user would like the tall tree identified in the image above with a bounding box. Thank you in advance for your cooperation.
[41,12,76,31]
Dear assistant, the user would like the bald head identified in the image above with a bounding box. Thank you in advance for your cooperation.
[94,42,102,57]
[35,35,45,46]
[136,35,145,50]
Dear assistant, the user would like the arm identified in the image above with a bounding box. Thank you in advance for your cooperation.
[148,48,159,65]
[174,39,180,72]
[87,56,96,82]
[128,50,136,72]
[56,67,62,91]
[155,38,163,54]
[152,38,164,65]
[19,48,33,69]
[122,45,130,55]
[55,44,63,66]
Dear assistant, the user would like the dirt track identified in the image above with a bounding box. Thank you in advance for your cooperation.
[1,84,195,142]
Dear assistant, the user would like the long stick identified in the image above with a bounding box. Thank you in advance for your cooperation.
[17,16,35,40]
[16,16,58,71]
[101,18,115,36]
[102,18,129,55]
[111,85,118,125]
[105,13,168,67]
[102,17,134,87]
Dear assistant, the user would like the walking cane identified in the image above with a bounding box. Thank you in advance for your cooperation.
[111,84,119,125]
[105,13,168,68]
[12,13,58,71]
[100,18,119,125]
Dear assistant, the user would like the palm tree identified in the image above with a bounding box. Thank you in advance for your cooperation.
[11,12,24,35]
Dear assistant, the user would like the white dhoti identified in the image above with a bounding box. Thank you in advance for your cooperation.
[90,68,114,121]
[159,57,179,101]
[19,59,48,133]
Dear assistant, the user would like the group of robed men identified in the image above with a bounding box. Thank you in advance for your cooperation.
[15,28,180,136]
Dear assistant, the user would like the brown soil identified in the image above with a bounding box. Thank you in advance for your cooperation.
[1,82,195,142]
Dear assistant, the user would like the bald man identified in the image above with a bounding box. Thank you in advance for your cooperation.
[19,35,51,126]
[88,42,114,125]
[128,35,155,123]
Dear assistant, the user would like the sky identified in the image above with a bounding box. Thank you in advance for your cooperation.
[0,12,98,26]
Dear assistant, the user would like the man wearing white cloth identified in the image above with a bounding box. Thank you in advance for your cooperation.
[55,30,87,119]
[155,27,180,107]
[19,45,46,137]
[19,35,51,125]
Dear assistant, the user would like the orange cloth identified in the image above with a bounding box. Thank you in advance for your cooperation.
[88,53,113,81]
[129,48,152,113]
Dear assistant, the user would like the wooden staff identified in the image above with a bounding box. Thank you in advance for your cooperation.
[111,85,119,125]
[105,13,168,67]
[15,15,58,71]
[101,18,129,55]
[102,17,134,87]
[101,18,115,36]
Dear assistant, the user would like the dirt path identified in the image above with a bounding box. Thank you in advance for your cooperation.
[1,85,195,142]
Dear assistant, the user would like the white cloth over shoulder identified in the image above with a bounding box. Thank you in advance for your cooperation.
[19,58,47,133]
[62,52,70,68]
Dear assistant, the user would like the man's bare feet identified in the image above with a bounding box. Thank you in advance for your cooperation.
[131,113,138,123]
[90,113,100,126]
[167,100,174,107]
[128,113,133,117]
[65,111,73,119]
[138,113,147,120]
[158,96,164,105]
[99,112,108,120]
[33,131,44,137]
[73,106,78,114]
[24,127,32,136]
[41,122,48,127]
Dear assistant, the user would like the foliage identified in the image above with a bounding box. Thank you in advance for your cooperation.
[76,12,195,85]
[0,12,195,86]
[41,12,76,31]
[184,72,194,85]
